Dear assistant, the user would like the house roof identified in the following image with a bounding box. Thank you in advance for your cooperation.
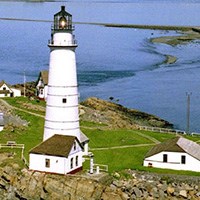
[30,134,82,157]
[41,70,48,85]
[80,130,89,143]
[0,80,11,89]
[145,137,200,161]
[36,70,48,86]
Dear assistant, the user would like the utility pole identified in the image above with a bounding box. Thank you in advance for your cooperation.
[186,92,192,134]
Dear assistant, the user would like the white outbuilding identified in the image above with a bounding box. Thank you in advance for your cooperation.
[0,80,21,97]
[36,70,48,100]
[29,134,83,174]
[143,137,200,172]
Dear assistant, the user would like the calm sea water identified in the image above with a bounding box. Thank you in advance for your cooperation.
[1,0,200,132]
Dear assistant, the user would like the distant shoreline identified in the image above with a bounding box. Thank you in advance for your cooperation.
[1,17,199,65]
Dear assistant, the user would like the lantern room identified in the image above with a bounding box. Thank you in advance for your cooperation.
[53,6,73,31]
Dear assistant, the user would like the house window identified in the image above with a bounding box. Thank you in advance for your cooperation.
[62,98,67,103]
[70,158,73,169]
[181,155,186,164]
[40,89,43,95]
[163,154,168,163]
[3,87,6,90]
[76,156,78,166]
[45,158,50,168]
[74,141,76,151]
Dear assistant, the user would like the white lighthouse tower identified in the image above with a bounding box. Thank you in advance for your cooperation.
[29,6,89,174]
[44,6,80,141]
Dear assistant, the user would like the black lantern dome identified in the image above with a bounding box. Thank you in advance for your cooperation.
[53,6,73,31]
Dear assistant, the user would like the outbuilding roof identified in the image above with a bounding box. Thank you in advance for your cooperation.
[0,80,11,89]
[80,130,89,143]
[145,137,200,161]
[30,134,82,157]
[38,70,48,85]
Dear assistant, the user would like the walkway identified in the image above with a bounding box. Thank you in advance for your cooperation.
[90,143,155,151]
[0,99,44,118]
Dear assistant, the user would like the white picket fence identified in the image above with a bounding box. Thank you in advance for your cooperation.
[0,141,29,166]
[137,125,200,136]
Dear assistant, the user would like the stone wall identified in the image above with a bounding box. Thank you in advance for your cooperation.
[0,163,200,200]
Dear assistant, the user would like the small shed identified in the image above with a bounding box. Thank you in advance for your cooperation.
[29,134,83,174]
[143,137,200,172]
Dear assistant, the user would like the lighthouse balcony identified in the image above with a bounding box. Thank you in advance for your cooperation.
[48,39,77,47]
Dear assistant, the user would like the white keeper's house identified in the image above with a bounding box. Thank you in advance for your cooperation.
[36,70,48,100]
[143,137,200,172]
[29,6,89,174]
[30,135,83,174]
[0,80,21,97]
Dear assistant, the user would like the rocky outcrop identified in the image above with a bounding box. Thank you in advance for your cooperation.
[1,162,200,200]
[80,97,173,129]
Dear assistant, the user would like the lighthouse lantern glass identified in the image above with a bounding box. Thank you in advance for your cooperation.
[53,6,72,31]
[59,16,67,29]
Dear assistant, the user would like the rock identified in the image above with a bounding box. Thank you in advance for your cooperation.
[179,190,187,198]
[133,187,142,198]
[101,192,123,200]
[121,192,129,200]
[113,180,123,188]
[158,189,165,200]
[167,186,175,194]
[196,191,200,197]
[80,97,173,129]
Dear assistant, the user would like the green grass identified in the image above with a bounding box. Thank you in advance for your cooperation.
[4,96,45,115]
[90,146,151,172]
[138,130,177,142]
[1,97,200,176]
[81,128,153,148]
[0,110,44,159]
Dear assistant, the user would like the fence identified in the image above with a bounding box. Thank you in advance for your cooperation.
[137,125,200,136]
[0,141,29,166]
[137,125,187,135]
[93,164,108,172]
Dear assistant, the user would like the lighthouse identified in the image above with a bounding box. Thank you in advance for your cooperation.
[29,6,89,174]
[44,6,80,141]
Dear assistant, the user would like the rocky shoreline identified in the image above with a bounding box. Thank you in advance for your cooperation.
[0,161,200,200]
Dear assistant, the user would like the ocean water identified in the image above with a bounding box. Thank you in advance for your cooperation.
[0,0,200,132]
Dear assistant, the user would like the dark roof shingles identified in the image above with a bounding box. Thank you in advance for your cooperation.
[30,134,78,157]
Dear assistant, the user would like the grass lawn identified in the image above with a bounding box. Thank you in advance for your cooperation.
[89,146,151,172]
[81,128,153,148]
[138,130,177,142]
[0,110,44,159]
[4,97,45,115]
[1,97,200,176]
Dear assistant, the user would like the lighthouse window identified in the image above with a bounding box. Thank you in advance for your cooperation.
[62,98,67,103]
[45,158,50,168]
